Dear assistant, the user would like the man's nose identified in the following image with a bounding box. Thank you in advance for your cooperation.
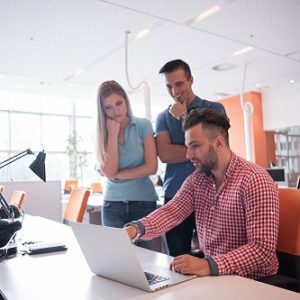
[172,86,180,96]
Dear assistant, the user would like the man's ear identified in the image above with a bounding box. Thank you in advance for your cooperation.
[215,135,225,148]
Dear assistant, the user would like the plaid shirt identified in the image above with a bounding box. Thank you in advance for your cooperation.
[140,152,279,279]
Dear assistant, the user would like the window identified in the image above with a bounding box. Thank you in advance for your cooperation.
[275,127,300,187]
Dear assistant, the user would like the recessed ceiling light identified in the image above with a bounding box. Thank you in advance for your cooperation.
[0,74,5,79]
[232,46,254,57]
[214,92,231,98]
[289,79,295,84]
[74,69,84,77]
[136,28,150,40]
[15,84,23,89]
[212,63,237,71]
[256,83,261,88]
[185,6,221,25]
[196,6,220,22]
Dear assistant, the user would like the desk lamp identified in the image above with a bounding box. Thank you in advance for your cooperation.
[0,149,46,248]
[0,148,46,182]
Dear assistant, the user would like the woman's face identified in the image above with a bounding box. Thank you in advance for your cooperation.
[102,93,128,122]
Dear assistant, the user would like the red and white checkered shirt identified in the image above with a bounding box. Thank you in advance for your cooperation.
[140,152,279,279]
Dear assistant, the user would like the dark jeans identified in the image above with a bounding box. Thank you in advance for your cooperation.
[165,196,196,257]
[102,200,162,252]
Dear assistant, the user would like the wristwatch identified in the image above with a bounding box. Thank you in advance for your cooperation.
[178,112,187,126]
[124,221,145,243]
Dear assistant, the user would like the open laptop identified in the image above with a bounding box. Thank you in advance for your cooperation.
[70,222,196,292]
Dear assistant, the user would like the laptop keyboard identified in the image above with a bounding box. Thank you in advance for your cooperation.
[144,271,169,285]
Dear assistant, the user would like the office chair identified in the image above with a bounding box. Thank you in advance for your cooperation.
[0,185,4,193]
[63,188,90,225]
[63,179,78,194]
[90,182,102,193]
[258,188,300,292]
[9,191,26,209]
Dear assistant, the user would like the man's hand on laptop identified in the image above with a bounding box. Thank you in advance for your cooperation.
[170,255,211,276]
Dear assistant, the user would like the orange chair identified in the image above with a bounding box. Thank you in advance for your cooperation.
[276,188,300,291]
[9,190,26,209]
[260,188,300,292]
[0,185,4,193]
[64,179,78,194]
[63,188,90,224]
[90,182,102,193]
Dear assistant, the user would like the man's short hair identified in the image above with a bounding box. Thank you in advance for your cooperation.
[183,108,231,146]
[159,59,192,79]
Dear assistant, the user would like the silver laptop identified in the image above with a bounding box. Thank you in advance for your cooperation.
[70,222,196,292]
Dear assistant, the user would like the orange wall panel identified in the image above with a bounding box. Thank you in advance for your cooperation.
[219,92,272,168]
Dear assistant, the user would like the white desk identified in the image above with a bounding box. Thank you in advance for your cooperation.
[0,216,299,300]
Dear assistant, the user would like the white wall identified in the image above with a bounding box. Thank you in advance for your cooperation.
[0,180,62,222]
[262,82,300,131]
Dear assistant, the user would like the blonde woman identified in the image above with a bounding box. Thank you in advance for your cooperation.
[96,80,160,251]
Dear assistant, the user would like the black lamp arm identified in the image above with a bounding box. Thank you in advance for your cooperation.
[0,149,34,170]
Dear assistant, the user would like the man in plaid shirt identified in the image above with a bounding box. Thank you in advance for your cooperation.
[126,108,279,279]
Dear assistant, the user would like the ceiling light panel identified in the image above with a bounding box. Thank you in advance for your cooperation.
[191,0,300,55]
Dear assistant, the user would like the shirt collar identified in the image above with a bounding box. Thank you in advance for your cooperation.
[187,96,202,110]
[129,115,137,125]
[224,151,238,180]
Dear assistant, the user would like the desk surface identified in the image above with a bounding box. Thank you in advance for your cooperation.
[0,216,299,300]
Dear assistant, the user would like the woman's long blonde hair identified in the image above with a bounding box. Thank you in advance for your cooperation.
[96,80,133,166]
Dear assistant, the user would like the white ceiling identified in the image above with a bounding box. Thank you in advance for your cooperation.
[0,0,300,106]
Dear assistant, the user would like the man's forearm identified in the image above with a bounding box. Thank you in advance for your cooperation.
[157,144,188,163]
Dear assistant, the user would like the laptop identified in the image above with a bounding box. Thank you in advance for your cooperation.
[70,222,196,292]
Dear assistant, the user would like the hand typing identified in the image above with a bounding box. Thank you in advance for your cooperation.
[170,255,211,276]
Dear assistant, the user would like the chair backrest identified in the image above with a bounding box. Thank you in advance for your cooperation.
[0,185,4,193]
[276,188,300,291]
[90,182,102,193]
[277,188,300,255]
[63,188,90,224]
[63,179,78,194]
[9,190,26,209]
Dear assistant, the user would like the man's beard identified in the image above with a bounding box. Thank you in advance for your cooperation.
[196,144,218,174]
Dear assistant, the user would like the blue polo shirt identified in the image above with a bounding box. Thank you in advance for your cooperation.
[155,96,226,198]
[103,116,158,202]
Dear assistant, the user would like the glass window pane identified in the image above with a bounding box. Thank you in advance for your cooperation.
[10,113,41,151]
[42,115,70,151]
[0,112,9,149]
[0,152,8,181]
[41,96,73,115]
[75,99,95,117]
[9,93,42,113]
[76,117,95,152]
[45,153,70,181]
[80,153,98,187]
[9,153,38,181]
[0,91,10,110]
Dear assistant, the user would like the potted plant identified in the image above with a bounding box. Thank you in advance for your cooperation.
[65,132,88,186]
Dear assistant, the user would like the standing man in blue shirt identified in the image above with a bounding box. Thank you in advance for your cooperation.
[155,59,226,256]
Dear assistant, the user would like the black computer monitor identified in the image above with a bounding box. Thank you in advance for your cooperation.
[296,177,300,189]
[266,168,287,186]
